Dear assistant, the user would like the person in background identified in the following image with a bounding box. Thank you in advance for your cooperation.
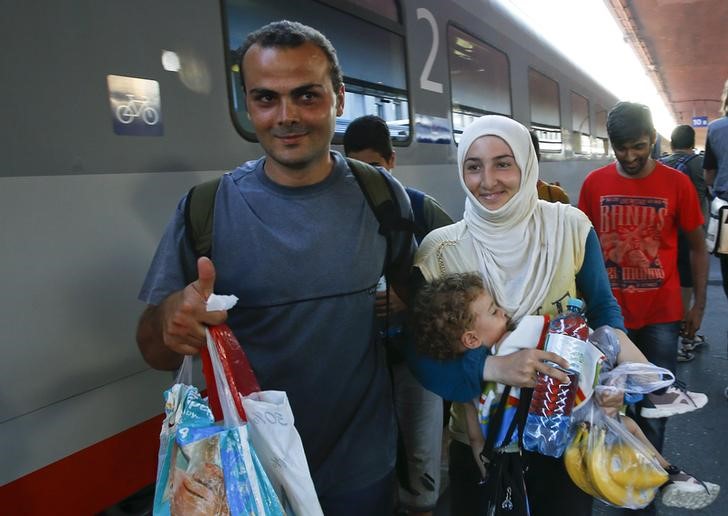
[704,78,728,302]
[531,130,570,204]
[659,125,708,361]
[704,79,728,404]
[343,115,453,516]
[136,21,416,515]
[578,101,709,515]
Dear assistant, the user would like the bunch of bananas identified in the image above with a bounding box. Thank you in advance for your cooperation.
[564,422,668,508]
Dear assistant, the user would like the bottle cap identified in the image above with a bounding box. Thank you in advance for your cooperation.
[566,297,584,312]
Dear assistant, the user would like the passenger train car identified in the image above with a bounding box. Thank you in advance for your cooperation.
[0,0,619,512]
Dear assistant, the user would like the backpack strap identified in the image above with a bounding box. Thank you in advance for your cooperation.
[677,153,697,166]
[184,176,222,259]
[660,153,698,180]
[482,385,513,461]
[481,385,532,467]
[346,158,417,236]
[405,187,428,243]
[184,160,417,269]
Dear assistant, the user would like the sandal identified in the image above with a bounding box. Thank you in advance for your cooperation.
[681,334,707,352]
[677,348,695,362]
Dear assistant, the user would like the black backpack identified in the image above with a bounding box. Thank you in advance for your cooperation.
[659,153,698,180]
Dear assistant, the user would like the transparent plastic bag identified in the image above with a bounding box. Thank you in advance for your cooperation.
[598,362,674,396]
[565,399,668,509]
[173,355,195,386]
[585,329,674,405]
[587,325,621,373]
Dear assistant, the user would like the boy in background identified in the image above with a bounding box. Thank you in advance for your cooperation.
[344,115,452,516]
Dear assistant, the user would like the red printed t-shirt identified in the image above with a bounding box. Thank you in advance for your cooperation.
[577,161,704,329]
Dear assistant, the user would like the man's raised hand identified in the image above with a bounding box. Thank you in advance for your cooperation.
[160,257,228,355]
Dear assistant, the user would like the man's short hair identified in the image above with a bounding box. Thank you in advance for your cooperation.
[606,101,654,145]
[721,78,728,116]
[670,124,695,150]
[412,273,485,361]
[238,20,343,93]
[343,115,393,160]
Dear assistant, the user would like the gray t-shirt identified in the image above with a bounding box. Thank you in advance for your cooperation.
[139,152,415,495]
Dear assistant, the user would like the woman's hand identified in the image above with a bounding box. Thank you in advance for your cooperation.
[483,349,570,388]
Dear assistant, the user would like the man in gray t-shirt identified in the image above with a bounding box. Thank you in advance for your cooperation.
[704,80,728,303]
[136,21,414,514]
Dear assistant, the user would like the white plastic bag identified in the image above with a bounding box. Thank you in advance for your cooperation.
[706,196,728,254]
[242,391,324,516]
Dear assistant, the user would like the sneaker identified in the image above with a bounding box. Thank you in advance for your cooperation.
[661,465,720,510]
[681,334,707,352]
[640,381,708,418]
[677,348,695,362]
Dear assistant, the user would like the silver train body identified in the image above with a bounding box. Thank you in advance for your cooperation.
[0,0,618,510]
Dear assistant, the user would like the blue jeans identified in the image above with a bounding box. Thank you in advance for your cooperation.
[626,321,680,452]
[720,253,728,300]
[621,321,680,516]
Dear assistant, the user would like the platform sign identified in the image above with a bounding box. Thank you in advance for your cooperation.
[692,116,709,128]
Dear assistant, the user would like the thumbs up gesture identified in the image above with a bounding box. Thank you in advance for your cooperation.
[160,257,228,355]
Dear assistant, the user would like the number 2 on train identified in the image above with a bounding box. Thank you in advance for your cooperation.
[416,7,444,94]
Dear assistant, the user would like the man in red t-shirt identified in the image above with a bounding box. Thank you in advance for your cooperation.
[578,102,708,458]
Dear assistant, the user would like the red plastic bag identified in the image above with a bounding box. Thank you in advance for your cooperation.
[200,324,260,422]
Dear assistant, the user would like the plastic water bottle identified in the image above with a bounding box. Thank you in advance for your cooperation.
[523,298,588,457]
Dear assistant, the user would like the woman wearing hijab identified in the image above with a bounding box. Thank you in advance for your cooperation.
[411,115,630,516]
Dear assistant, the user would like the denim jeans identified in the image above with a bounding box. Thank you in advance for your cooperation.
[626,321,680,452]
[621,321,680,516]
[720,253,728,300]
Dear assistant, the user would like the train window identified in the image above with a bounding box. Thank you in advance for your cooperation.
[448,25,511,141]
[223,0,409,143]
[345,0,399,21]
[593,106,609,155]
[528,68,562,154]
[570,91,590,155]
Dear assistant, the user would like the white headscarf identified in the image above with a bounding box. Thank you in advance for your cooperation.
[458,115,582,321]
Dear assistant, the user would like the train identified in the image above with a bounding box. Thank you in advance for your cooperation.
[0,0,620,513]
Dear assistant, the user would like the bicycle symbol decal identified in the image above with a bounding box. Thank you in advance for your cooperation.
[107,75,164,136]
[115,94,160,125]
